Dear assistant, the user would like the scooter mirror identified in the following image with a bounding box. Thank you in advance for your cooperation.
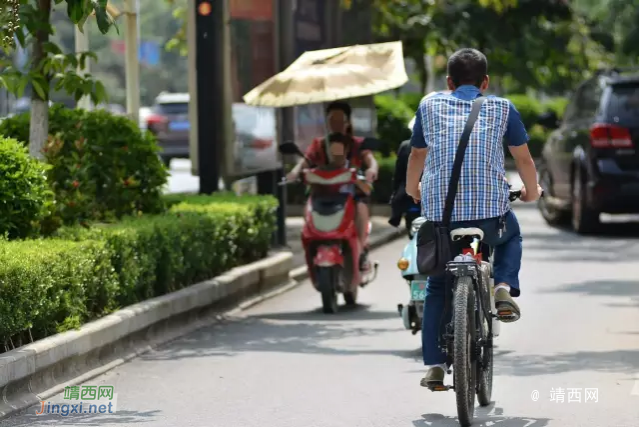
[359,137,381,152]
[279,142,302,156]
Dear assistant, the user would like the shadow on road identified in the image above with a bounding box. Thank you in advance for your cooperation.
[138,307,423,362]
[1,409,160,426]
[413,404,551,426]
[495,349,639,376]
[522,226,639,263]
[550,279,639,297]
[253,303,402,322]
[549,279,639,308]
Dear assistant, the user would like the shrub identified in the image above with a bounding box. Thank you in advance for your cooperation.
[502,95,571,159]
[0,237,118,345]
[543,96,569,120]
[0,106,168,226]
[0,137,54,239]
[398,92,423,112]
[374,94,413,156]
[0,194,278,348]
[505,94,544,129]
[527,125,548,159]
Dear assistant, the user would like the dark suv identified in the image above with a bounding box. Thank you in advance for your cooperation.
[146,92,190,167]
[537,68,639,234]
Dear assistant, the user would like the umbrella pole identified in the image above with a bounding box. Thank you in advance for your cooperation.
[323,102,333,164]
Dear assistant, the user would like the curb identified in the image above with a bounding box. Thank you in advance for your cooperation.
[0,252,293,419]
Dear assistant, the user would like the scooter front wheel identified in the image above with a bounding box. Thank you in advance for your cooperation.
[343,288,357,306]
[317,267,338,314]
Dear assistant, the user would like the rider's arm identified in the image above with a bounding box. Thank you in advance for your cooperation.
[289,157,309,177]
[406,108,428,200]
[362,150,378,175]
[505,101,539,198]
[289,140,318,178]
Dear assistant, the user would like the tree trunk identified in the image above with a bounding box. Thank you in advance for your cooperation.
[28,0,51,160]
[413,52,428,95]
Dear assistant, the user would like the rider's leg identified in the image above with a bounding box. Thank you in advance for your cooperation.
[355,200,369,249]
[470,210,522,320]
[491,210,522,296]
[420,273,450,384]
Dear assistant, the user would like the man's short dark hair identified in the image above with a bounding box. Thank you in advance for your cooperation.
[447,48,488,88]
[325,101,351,119]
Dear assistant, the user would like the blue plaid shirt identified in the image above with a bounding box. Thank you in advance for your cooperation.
[410,86,529,222]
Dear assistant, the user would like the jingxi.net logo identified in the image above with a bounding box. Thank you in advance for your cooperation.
[36,385,118,416]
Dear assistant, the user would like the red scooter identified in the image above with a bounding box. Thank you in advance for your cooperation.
[279,139,379,313]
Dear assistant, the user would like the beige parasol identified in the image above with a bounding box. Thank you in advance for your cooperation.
[242,41,408,107]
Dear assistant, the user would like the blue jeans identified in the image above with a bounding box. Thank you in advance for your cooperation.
[421,210,522,365]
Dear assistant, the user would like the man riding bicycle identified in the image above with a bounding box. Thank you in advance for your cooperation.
[405,48,542,386]
[287,101,379,270]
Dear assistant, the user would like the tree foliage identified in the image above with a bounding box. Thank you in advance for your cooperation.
[575,0,639,63]
[0,0,116,105]
[344,0,612,95]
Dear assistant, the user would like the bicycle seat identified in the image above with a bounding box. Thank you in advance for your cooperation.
[450,227,484,242]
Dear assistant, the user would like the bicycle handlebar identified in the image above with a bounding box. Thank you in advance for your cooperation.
[508,188,545,202]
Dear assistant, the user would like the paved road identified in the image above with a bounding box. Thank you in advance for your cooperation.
[4,212,639,425]
[166,159,199,194]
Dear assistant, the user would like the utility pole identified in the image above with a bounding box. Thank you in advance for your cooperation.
[124,0,140,123]
[194,0,229,194]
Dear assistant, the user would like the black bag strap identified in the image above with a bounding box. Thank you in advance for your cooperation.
[441,96,487,225]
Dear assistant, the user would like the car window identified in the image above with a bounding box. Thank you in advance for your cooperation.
[155,102,188,115]
[562,93,580,124]
[605,84,639,126]
[578,79,603,118]
[233,104,276,137]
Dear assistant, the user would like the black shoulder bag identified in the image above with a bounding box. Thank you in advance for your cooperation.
[416,96,486,275]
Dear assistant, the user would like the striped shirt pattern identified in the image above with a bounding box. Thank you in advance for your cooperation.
[418,93,511,222]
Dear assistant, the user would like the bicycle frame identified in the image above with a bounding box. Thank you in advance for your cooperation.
[439,237,493,370]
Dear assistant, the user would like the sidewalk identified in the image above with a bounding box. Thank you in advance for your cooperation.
[285,216,402,267]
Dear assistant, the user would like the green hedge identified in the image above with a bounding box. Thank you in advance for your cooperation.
[505,94,569,159]
[0,106,168,228]
[374,94,413,157]
[0,194,277,348]
[0,137,54,239]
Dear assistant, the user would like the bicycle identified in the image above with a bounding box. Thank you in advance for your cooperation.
[426,187,541,427]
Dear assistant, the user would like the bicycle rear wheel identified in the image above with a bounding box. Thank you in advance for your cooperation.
[477,263,494,406]
[477,338,493,406]
[453,276,476,427]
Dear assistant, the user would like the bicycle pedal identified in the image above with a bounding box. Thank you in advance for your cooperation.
[427,384,451,392]
[497,310,519,322]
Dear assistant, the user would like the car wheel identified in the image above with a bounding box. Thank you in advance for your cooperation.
[571,167,600,234]
[537,164,570,225]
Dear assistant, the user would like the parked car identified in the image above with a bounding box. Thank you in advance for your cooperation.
[232,103,277,173]
[146,92,190,167]
[537,67,639,234]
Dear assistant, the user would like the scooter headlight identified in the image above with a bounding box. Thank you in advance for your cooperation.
[397,258,410,270]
